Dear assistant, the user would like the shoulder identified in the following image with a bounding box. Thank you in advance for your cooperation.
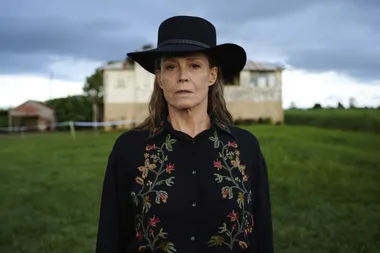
[110,128,150,154]
[229,125,261,148]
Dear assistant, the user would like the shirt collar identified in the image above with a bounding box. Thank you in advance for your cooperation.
[145,115,235,142]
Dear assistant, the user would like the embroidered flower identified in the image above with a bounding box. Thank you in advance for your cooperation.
[221,187,230,199]
[213,159,222,170]
[239,241,248,249]
[135,177,144,185]
[132,134,178,252]
[166,163,175,174]
[227,210,239,222]
[208,131,254,250]
[146,144,156,151]
[228,141,238,148]
[149,216,160,227]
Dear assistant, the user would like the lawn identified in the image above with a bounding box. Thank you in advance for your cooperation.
[285,108,380,133]
[0,125,379,253]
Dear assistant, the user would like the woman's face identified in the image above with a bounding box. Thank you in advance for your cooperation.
[156,53,218,111]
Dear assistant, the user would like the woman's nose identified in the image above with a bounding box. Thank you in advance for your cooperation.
[178,66,189,83]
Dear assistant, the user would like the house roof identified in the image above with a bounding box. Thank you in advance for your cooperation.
[243,60,284,71]
[9,100,55,117]
[100,60,134,70]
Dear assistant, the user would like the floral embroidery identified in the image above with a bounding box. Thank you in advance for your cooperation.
[215,118,232,134]
[207,131,254,250]
[131,134,178,253]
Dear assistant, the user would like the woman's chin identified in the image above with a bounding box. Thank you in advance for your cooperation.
[169,101,199,111]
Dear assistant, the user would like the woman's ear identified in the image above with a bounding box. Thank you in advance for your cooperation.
[208,67,218,86]
[155,70,163,89]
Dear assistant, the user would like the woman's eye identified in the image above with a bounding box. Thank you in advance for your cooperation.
[165,65,175,70]
[191,64,200,69]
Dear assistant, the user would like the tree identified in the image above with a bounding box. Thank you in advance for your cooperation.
[45,95,92,123]
[349,97,356,108]
[337,102,345,109]
[83,68,104,127]
[142,44,154,50]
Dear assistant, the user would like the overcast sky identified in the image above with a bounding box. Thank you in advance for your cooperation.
[1,0,380,109]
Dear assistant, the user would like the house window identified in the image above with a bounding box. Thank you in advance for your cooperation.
[249,76,257,87]
[249,73,276,88]
[257,76,267,87]
[267,74,276,87]
[116,79,125,88]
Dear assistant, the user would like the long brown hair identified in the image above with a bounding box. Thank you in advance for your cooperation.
[134,53,234,131]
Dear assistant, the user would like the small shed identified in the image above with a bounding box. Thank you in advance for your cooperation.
[8,100,56,132]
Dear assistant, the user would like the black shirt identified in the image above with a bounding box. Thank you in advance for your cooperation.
[95,117,274,253]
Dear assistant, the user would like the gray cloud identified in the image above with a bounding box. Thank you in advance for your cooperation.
[0,0,379,82]
[0,16,149,75]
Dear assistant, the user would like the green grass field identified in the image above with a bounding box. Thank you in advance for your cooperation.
[285,109,380,133]
[1,125,379,253]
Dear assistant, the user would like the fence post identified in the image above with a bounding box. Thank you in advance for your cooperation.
[69,121,76,140]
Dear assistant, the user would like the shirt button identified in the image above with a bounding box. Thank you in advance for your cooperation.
[190,236,195,241]
[192,170,196,175]
[192,202,197,207]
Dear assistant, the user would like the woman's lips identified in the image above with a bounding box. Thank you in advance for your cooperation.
[175,89,193,94]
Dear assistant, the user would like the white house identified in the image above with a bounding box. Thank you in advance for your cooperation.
[101,58,284,129]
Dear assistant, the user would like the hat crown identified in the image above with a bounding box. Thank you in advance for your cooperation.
[157,16,217,48]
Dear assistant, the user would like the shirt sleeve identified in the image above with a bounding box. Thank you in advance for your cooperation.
[252,148,274,253]
[95,140,132,253]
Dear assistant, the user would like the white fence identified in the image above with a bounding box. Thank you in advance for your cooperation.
[0,119,137,139]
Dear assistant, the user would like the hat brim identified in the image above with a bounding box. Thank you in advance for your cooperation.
[126,43,247,77]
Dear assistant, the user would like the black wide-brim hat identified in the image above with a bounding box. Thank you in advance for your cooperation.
[126,15,247,77]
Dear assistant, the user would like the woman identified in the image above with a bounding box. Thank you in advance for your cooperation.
[96,15,274,253]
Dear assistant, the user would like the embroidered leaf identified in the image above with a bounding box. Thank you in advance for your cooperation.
[247,190,252,204]
[143,201,151,213]
[131,192,139,206]
[237,192,245,209]
[163,134,176,151]
[208,235,225,246]
[221,186,234,199]
[214,173,223,183]
[155,190,168,204]
[239,241,249,249]
[155,192,161,204]
[209,131,220,148]
[156,180,164,185]
[157,228,168,239]
[228,188,233,199]
[159,241,176,253]
[165,143,173,151]
[165,177,175,186]
[225,177,234,182]
[218,222,227,233]
[209,131,218,141]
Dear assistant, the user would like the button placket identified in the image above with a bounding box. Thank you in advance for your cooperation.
[189,137,199,245]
